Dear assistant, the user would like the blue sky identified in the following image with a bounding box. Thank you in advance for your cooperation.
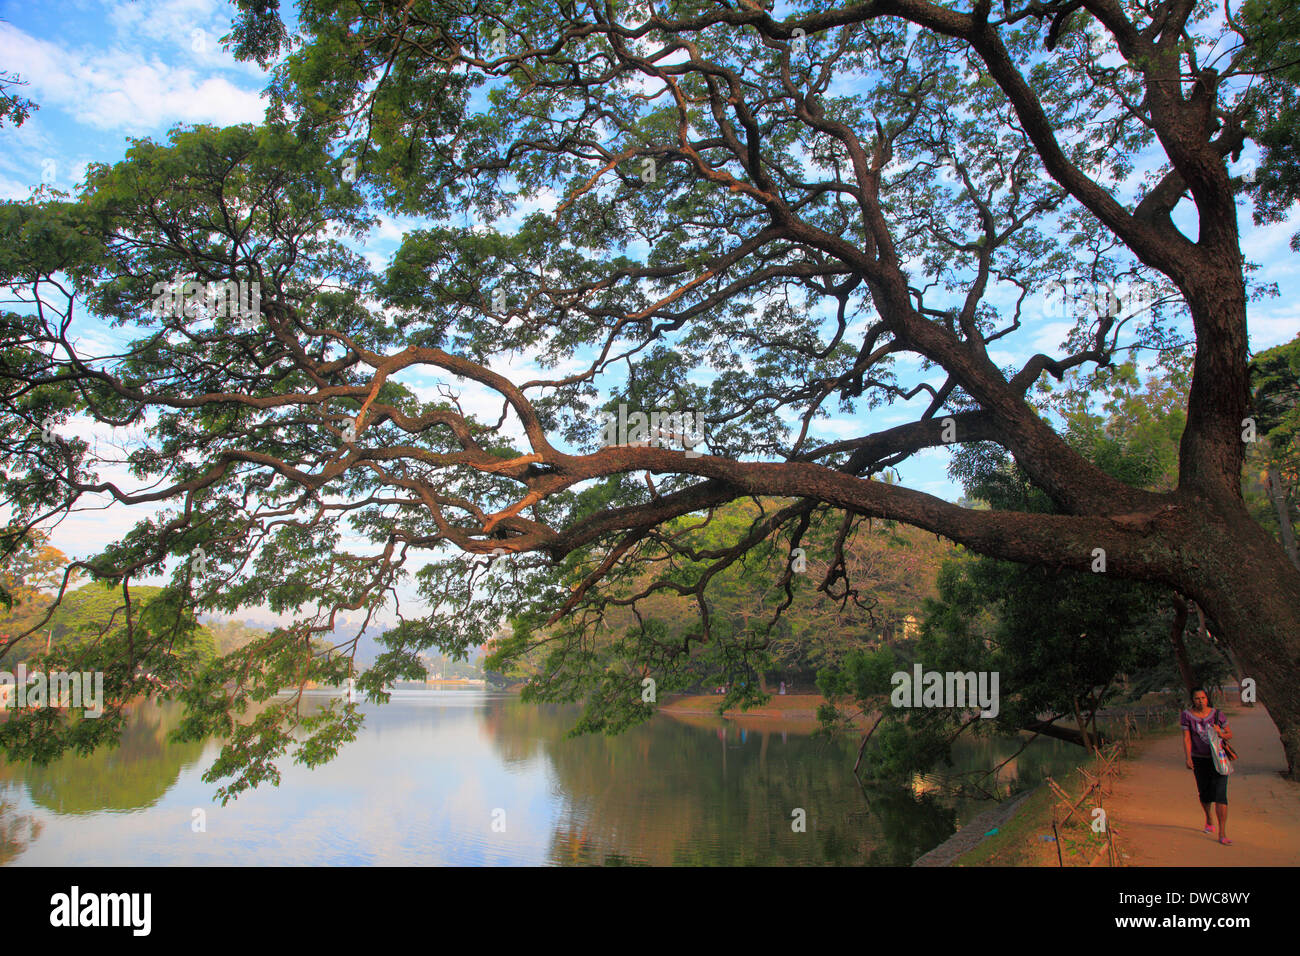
[1,1,1297,620]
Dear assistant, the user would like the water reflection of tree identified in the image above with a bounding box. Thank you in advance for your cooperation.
[483,698,944,865]
[477,699,561,766]
[19,701,205,814]
[0,794,43,865]
[484,697,1087,865]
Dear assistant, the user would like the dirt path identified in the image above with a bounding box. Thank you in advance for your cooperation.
[1108,705,1300,866]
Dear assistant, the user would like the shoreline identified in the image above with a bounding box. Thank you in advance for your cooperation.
[657,692,874,724]
[913,786,1043,866]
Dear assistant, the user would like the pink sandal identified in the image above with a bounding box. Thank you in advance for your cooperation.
[1219,838,1233,846]
[1203,825,1215,833]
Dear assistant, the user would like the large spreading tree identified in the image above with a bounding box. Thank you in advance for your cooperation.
[2,0,1299,796]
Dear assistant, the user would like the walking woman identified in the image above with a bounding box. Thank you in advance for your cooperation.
[1181,687,1233,845]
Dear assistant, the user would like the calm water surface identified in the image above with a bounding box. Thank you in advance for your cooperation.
[1,691,1093,865]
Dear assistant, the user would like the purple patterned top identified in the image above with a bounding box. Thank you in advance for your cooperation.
[1181,708,1227,758]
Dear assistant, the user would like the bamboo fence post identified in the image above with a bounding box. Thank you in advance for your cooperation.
[1051,805,1064,867]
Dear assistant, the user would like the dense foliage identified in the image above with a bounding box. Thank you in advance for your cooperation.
[818,365,1235,779]
[2,1,1299,793]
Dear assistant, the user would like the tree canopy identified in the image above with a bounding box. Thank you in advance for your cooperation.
[2,0,1300,792]
[819,363,1236,779]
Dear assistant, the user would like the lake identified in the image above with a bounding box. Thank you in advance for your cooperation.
[1,690,1096,866]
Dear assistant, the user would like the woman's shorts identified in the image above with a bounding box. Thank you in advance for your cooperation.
[1192,756,1228,804]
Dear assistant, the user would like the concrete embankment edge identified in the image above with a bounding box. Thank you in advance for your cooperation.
[912,784,1043,867]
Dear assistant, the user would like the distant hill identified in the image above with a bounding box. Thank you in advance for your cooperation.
[199,615,413,670]
[197,613,486,674]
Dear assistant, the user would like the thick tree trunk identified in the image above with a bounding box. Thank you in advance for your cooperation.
[1163,248,1300,771]
[1168,595,1196,697]
[1179,500,1300,777]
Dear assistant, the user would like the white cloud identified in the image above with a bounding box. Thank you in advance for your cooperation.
[1029,319,1074,352]
[370,215,424,246]
[1249,297,1300,352]
[0,174,36,201]
[0,20,266,135]
[1243,214,1300,265]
